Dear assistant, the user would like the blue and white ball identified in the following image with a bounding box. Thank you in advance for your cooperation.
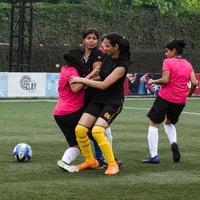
[13,143,32,161]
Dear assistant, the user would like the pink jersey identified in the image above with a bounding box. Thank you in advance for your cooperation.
[53,66,85,115]
[159,57,193,104]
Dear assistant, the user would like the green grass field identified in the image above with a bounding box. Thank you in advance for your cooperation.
[0,98,200,200]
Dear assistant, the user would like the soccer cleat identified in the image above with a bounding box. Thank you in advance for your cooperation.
[57,160,79,172]
[104,162,119,176]
[171,142,181,163]
[115,158,123,167]
[77,159,99,171]
[142,155,160,164]
[97,158,107,169]
[97,158,123,169]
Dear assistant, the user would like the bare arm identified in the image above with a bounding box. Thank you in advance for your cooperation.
[85,61,102,80]
[148,71,170,85]
[70,61,102,92]
[70,67,126,90]
[69,82,85,93]
[188,71,198,97]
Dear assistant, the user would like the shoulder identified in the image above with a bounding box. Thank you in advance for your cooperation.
[91,47,104,58]
[116,59,129,72]
[163,58,173,63]
[61,66,79,76]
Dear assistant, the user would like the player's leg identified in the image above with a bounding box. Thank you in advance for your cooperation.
[54,114,81,164]
[54,110,82,172]
[143,120,160,164]
[164,103,185,162]
[143,96,167,164]
[75,113,100,171]
[92,104,122,175]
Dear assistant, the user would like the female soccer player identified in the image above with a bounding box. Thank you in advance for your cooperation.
[54,48,86,172]
[56,28,115,171]
[80,28,114,166]
[143,39,198,164]
[70,32,130,175]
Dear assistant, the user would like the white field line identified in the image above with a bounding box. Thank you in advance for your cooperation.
[123,106,200,116]
[0,99,57,103]
[0,98,199,116]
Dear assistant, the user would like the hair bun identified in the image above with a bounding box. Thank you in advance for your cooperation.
[176,39,186,49]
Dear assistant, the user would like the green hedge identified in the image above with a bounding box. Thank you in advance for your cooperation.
[0,3,200,72]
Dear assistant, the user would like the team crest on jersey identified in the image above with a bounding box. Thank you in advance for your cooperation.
[104,112,111,120]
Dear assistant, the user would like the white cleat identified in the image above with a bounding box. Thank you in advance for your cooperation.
[57,160,79,173]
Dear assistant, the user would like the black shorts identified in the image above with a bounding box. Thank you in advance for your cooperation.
[147,95,185,124]
[84,102,123,125]
[54,107,84,147]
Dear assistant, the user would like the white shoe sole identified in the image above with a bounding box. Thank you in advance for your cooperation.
[57,160,79,172]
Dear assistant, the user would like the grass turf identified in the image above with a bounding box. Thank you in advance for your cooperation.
[0,98,200,200]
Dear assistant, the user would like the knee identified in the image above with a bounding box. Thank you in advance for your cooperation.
[75,124,89,137]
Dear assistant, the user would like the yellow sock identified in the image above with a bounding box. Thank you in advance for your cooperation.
[92,126,115,165]
[75,124,94,161]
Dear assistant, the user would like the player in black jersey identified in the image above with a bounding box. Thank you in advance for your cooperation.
[80,28,116,167]
[71,32,130,175]
[57,28,114,171]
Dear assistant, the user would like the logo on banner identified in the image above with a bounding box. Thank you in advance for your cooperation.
[20,75,37,92]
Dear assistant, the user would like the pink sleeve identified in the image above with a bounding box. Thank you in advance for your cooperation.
[162,59,170,72]
[68,68,80,77]
[62,67,80,78]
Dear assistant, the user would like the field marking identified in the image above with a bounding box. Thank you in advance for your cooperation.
[125,97,200,100]
[124,106,200,116]
[0,99,57,103]
[0,98,199,116]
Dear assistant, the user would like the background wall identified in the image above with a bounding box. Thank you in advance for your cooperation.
[0,2,200,73]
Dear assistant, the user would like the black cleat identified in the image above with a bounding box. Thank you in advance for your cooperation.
[97,158,107,169]
[97,158,123,169]
[171,142,181,163]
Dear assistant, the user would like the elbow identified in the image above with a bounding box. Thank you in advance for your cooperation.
[194,80,199,86]
[71,88,80,93]
[191,80,198,88]
[99,83,108,90]
[71,85,82,93]
[162,79,169,84]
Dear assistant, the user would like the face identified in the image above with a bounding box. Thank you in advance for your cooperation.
[165,48,176,58]
[102,38,118,56]
[83,33,98,50]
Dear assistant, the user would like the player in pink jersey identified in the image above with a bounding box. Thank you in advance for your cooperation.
[143,39,198,164]
[54,49,88,171]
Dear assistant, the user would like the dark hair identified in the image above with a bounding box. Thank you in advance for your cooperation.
[63,48,85,76]
[104,32,130,62]
[82,28,99,39]
[165,39,186,55]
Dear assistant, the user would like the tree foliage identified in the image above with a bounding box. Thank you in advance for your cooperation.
[84,0,200,15]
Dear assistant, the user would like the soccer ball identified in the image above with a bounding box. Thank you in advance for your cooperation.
[13,143,32,162]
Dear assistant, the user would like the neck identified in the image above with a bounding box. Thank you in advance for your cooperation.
[111,51,119,59]
[84,48,91,57]
[174,55,182,58]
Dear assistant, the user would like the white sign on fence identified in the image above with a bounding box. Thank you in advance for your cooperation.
[8,73,46,97]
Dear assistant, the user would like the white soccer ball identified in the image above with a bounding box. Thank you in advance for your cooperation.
[13,143,32,162]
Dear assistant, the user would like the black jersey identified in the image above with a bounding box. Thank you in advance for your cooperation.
[82,47,104,76]
[92,55,129,105]
[82,47,104,106]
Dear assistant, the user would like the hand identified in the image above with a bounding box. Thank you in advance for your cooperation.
[148,78,154,85]
[70,76,83,84]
